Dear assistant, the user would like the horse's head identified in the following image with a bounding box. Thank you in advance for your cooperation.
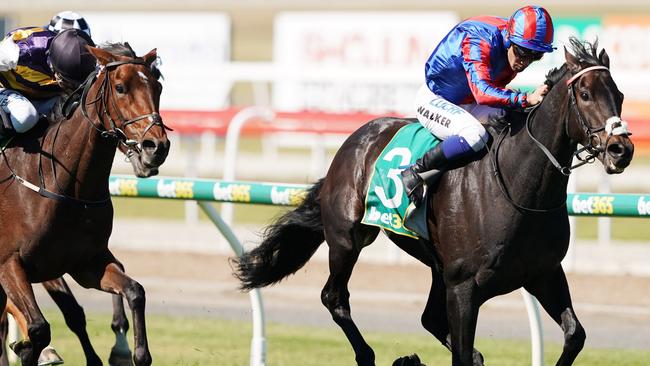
[86,43,170,177]
[563,38,634,174]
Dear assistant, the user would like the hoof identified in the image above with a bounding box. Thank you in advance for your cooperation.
[38,346,64,365]
[392,353,425,366]
[108,349,133,366]
[110,331,133,366]
[10,339,37,366]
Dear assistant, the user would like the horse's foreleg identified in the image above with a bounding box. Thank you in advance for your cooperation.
[321,227,376,366]
[446,279,479,366]
[71,254,150,366]
[525,267,585,366]
[42,277,103,365]
[0,255,50,366]
[422,270,484,366]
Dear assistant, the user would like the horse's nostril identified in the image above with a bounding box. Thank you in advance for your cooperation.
[606,143,625,157]
[141,139,157,153]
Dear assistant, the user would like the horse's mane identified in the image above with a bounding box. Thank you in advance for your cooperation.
[99,41,163,80]
[48,42,162,125]
[99,41,137,58]
[545,37,603,89]
[487,37,604,133]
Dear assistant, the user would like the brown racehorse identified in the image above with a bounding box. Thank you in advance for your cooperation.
[234,39,634,366]
[0,42,170,366]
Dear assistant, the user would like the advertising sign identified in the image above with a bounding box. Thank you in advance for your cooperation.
[273,12,459,114]
[84,12,232,110]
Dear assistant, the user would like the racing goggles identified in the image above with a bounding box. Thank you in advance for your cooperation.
[512,44,544,62]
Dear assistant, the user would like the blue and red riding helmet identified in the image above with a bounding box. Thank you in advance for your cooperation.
[506,5,554,53]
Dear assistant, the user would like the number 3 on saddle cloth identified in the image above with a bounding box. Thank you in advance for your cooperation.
[361,123,440,240]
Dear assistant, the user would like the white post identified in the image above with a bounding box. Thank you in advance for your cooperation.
[198,201,266,366]
[221,107,275,225]
[521,289,544,366]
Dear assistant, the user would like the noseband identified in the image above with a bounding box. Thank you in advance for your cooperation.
[491,65,628,213]
[81,59,172,158]
[7,58,170,208]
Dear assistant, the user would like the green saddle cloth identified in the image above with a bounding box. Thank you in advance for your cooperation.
[361,123,440,238]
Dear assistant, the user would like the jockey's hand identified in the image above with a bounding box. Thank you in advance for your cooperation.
[527,84,549,105]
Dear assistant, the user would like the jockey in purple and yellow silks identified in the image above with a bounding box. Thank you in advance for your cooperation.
[0,12,95,137]
[0,27,62,99]
[401,5,555,207]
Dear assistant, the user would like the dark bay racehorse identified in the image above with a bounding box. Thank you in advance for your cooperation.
[0,42,170,366]
[235,39,634,366]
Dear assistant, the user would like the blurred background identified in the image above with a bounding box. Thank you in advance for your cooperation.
[1,1,649,365]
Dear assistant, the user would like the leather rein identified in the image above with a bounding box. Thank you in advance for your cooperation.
[8,58,171,208]
[491,65,629,213]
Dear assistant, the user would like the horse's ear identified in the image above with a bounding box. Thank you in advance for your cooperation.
[564,46,580,73]
[598,48,610,68]
[142,49,158,66]
[86,46,116,66]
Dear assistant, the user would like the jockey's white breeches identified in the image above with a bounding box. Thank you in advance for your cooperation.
[0,88,58,133]
[414,84,503,152]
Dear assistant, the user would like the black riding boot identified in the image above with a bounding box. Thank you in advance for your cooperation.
[0,108,16,138]
[400,144,448,207]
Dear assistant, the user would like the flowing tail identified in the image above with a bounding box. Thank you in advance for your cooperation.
[234,179,325,291]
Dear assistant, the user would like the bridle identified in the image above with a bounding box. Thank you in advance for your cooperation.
[7,57,171,208]
[80,59,172,160]
[527,65,630,177]
[492,64,629,213]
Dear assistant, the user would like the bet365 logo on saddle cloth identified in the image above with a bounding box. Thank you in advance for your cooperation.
[361,123,440,238]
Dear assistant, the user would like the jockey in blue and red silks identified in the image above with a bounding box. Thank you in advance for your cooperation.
[402,5,555,206]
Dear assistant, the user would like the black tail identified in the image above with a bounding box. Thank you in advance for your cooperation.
[234,179,325,290]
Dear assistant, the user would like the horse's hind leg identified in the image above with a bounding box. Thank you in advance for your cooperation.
[0,254,50,366]
[321,223,379,366]
[525,267,585,366]
[421,270,484,365]
[42,277,103,365]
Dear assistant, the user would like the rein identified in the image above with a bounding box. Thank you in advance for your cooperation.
[81,59,171,157]
[491,109,568,213]
[8,58,169,208]
[491,65,625,213]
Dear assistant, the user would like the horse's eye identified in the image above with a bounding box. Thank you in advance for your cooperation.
[116,84,126,94]
[580,92,589,101]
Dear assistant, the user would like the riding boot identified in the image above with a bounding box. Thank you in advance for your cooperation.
[0,108,15,138]
[400,144,448,207]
